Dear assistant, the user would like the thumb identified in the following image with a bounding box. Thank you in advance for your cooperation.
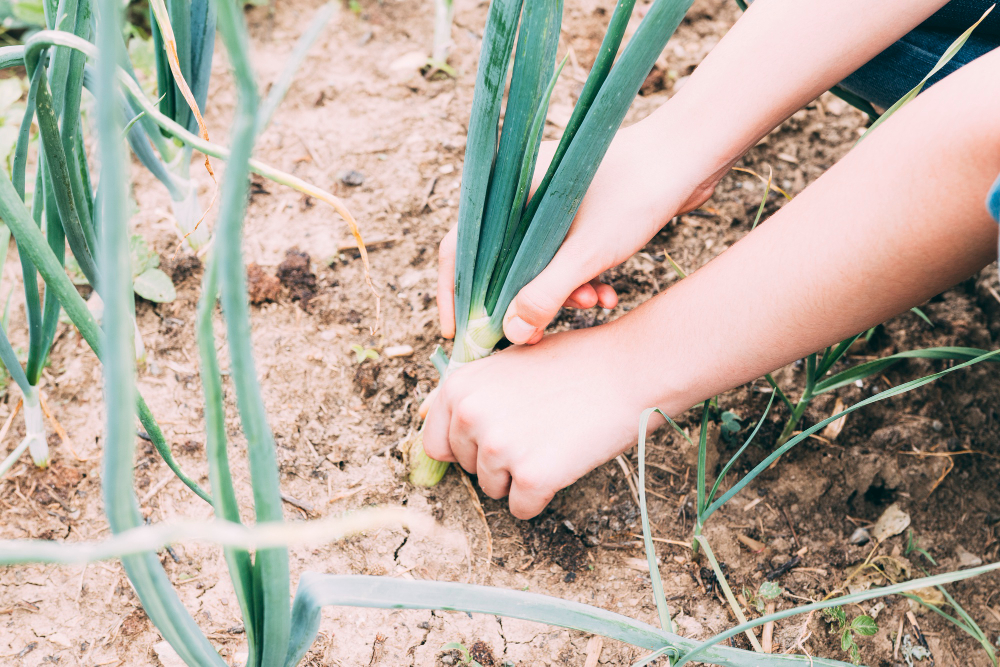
[503,252,589,345]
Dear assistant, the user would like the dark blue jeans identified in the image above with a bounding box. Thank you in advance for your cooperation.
[835,1,1000,242]
[838,0,999,110]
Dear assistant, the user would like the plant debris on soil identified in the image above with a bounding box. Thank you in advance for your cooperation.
[247,262,283,304]
[0,0,998,666]
[277,247,317,308]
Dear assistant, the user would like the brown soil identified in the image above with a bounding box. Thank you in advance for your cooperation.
[2,0,999,666]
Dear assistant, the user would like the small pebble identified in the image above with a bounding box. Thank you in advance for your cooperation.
[384,344,414,358]
[956,545,983,568]
[931,419,944,432]
[850,527,871,545]
[339,169,365,186]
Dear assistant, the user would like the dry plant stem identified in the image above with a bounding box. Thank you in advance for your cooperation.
[0,399,24,478]
[0,508,434,564]
[695,536,764,652]
[584,635,604,667]
[39,392,86,461]
[763,602,776,653]
[148,0,215,178]
[457,468,493,572]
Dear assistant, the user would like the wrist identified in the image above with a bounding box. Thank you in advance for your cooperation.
[617,105,732,220]
[597,307,703,420]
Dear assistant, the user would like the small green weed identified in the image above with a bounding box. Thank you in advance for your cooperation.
[719,410,742,441]
[744,581,782,614]
[904,530,937,566]
[823,606,878,664]
[350,343,379,364]
[441,642,482,667]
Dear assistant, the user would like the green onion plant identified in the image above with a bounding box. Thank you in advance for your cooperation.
[432,0,454,67]
[410,0,701,485]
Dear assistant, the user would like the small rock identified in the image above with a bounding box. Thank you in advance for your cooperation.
[850,527,871,545]
[338,169,365,187]
[931,420,944,432]
[872,503,910,542]
[956,545,983,568]
[440,653,458,666]
[388,50,428,73]
[153,642,186,667]
[672,613,706,638]
[384,345,414,358]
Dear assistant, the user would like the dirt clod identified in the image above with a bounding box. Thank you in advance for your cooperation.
[639,66,666,96]
[121,609,148,637]
[247,263,282,305]
[469,641,496,667]
[522,512,589,572]
[163,253,202,283]
[277,248,317,308]
[354,362,380,398]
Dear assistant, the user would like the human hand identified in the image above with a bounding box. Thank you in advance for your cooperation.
[437,117,720,344]
[420,323,656,518]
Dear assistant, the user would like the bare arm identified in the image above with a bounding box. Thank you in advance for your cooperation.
[438,0,952,342]
[624,48,1000,417]
[424,30,1000,520]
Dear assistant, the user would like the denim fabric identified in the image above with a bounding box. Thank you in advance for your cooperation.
[837,1,1000,110]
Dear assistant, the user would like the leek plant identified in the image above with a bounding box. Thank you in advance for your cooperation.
[432,0,454,66]
[0,0,101,474]
[0,0,360,482]
[132,0,337,249]
[137,0,216,250]
[410,0,701,485]
[769,343,995,444]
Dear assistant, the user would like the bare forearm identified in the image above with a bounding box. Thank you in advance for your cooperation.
[644,0,949,188]
[622,47,1000,415]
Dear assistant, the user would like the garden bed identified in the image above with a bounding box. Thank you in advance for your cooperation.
[0,0,997,664]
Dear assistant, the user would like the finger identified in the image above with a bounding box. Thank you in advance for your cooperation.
[593,280,618,309]
[476,462,512,500]
[418,386,440,420]
[437,227,458,339]
[421,389,457,463]
[448,409,479,475]
[508,475,556,520]
[503,248,591,345]
[563,283,599,309]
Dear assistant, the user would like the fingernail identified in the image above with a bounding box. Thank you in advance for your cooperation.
[505,316,536,344]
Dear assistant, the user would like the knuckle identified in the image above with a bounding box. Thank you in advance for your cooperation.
[439,229,456,260]
[512,468,546,494]
[452,399,481,431]
[479,437,502,459]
